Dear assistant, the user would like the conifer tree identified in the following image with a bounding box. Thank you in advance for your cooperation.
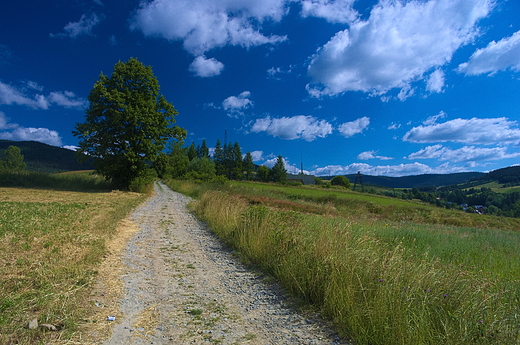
[197,139,209,158]
[270,155,287,183]
[231,142,243,180]
[187,142,197,161]
[243,151,255,180]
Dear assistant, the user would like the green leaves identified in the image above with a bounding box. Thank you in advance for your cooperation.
[0,146,26,172]
[73,58,185,190]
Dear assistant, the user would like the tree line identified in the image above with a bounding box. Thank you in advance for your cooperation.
[377,185,520,218]
[153,138,288,184]
[72,58,288,191]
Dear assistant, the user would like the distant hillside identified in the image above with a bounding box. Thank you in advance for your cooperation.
[0,140,94,173]
[474,166,520,185]
[333,172,485,189]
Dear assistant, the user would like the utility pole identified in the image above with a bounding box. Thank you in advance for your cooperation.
[353,171,364,192]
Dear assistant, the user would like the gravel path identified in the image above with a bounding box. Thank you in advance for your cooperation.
[102,181,351,345]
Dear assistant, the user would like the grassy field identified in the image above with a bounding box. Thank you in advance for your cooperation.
[165,179,520,345]
[463,181,520,194]
[0,172,147,344]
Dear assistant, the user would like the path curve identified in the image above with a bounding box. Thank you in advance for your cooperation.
[103,181,350,344]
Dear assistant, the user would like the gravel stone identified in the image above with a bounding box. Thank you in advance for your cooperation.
[103,181,352,345]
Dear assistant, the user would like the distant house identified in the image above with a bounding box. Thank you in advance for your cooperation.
[287,174,315,185]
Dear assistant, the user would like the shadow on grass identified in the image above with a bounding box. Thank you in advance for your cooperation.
[0,170,115,193]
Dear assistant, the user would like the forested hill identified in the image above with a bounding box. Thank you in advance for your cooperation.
[472,166,520,185]
[0,140,94,173]
[341,172,485,189]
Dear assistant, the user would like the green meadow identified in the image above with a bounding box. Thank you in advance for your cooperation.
[165,179,520,345]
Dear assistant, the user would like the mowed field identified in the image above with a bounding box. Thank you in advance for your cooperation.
[0,175,147,344]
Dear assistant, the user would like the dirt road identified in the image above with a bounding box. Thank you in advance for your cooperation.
[97,181,349,344]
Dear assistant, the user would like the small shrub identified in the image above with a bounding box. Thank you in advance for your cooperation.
[129,169,157,193]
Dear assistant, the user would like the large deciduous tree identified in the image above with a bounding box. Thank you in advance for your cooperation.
[73,58,185,190]
[257,165,270,182]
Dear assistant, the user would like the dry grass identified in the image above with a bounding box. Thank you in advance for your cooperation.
[0,187,147,344]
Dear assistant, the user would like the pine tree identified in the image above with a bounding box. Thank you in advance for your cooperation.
[270,156,287,183]
[231,142,243,180]
[213,139,226,177]
[243,152,255,180]
[197,139,209,158]
[187,142,197,161]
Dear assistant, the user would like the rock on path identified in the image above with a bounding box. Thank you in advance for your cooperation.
[103,181,350,345]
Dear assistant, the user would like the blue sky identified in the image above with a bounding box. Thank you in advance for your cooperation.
[1,0,520,176]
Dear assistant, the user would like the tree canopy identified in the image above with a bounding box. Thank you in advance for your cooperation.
[0,145,26,171]
[331,175,351,188]
[73,58,185,189]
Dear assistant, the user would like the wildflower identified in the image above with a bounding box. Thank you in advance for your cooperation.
[424,288,431,292]
[443,294,449,298]
[379,279,385,282]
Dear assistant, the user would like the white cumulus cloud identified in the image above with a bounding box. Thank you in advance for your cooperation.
[310,161,467,177]
[458,30,520,75]
[0,112,62,146]
[357,150,393,160]
[403,117,520,145]
[250,115,333,141]
[50,12,102,38]
[189,56,225,77]
[300,0,358,24]
[338,116,369,137]
[0,81,49,109]
[426,69,445,93]
[423,111,447,125]
[130,0,288,56]
[0,81,86,110]
[406,144,520,163]
[223,91,253,112]
[47,91,88,108]
[222,91,253,117]
[406,144,445,160]
[250,150,264,162]
[306,0,493,97]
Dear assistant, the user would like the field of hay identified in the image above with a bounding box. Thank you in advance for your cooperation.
[0,172,146,344]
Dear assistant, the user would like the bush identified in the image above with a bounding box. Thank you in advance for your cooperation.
[129,168,157,193]
[331,175,351,188]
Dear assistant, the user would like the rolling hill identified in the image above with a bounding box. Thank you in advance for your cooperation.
[0,140,94,173]
[323,172,486,189]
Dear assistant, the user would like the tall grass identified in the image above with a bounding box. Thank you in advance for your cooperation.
[183,187,520,345]
[0,170,113,191]
[206,180,520,231]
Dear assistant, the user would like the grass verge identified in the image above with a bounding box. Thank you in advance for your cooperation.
[165,179,520,345]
